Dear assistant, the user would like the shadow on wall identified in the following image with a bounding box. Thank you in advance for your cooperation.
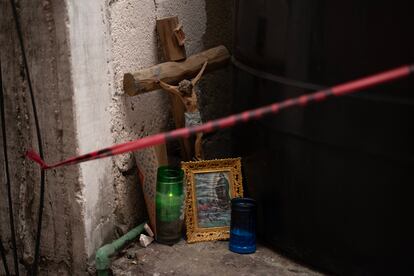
[200,0,235,160]
[203,0,233,50]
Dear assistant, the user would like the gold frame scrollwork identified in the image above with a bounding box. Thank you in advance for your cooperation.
[182,158,244,243]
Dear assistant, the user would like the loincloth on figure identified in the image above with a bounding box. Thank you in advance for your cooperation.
[185,111,202,128]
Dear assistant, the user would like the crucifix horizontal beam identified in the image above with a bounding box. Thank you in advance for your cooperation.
[123,45,230,96]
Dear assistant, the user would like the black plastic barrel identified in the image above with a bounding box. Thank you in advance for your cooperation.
[233,1,414,275]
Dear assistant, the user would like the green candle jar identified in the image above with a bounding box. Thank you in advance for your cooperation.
[156,166,184,245]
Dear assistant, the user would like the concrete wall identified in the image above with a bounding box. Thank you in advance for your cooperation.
[0,0,87,274]
[66,1,117,261]
[0,0,233,274]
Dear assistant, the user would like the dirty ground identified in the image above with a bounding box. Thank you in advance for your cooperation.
[111,240,324,275]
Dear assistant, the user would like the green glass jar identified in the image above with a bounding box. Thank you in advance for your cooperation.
[156,166,184,245]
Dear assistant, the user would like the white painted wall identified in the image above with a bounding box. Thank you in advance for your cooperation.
[66,0,115,259]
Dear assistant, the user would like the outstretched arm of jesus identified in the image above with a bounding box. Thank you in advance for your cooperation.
[191,61,208,86]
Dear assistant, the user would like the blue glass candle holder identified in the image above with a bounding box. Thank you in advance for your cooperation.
[229,198,257,254]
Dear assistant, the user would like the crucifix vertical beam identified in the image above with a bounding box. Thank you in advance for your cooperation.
[156,16,186,61]
[156,16,192,160]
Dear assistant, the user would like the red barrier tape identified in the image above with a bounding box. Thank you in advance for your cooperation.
[27,65,414,170]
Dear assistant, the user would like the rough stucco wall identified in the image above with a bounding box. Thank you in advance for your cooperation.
[106,0,234,232]
[106,0,206,233]
[69,0,234,259]
[105,0,163,237]
[0,0,87,275]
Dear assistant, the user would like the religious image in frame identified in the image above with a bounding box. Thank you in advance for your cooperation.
[182,158,244,243]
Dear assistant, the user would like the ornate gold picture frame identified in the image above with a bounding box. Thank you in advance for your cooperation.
[182,158,244,243]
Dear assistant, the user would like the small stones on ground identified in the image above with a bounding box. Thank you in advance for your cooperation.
[140,234,154,247]
[144,223,155,237]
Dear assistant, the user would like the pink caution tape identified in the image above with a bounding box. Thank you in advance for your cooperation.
[27,64,414,170]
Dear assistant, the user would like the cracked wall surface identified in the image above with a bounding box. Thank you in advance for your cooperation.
[0,0,233,274]
[0,0,87,275]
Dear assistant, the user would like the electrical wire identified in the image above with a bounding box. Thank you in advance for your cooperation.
[231,56,327,91]
[232,56,414,106]
[9,1,45,275]
[0,58,18,276]
[0,237,10,276]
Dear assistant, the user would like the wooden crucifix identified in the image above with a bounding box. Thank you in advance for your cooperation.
[123,16,230,160]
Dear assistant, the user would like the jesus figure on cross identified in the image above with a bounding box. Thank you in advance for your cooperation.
[156,61,208,160]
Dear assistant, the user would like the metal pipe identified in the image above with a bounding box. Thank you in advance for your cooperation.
[96,222,146,276]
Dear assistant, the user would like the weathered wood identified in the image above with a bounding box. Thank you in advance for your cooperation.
[123,45,230,96]
[156,16,186,61]
[174,23,186,46]
[154,143,168,166]
[169,95,192,160]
